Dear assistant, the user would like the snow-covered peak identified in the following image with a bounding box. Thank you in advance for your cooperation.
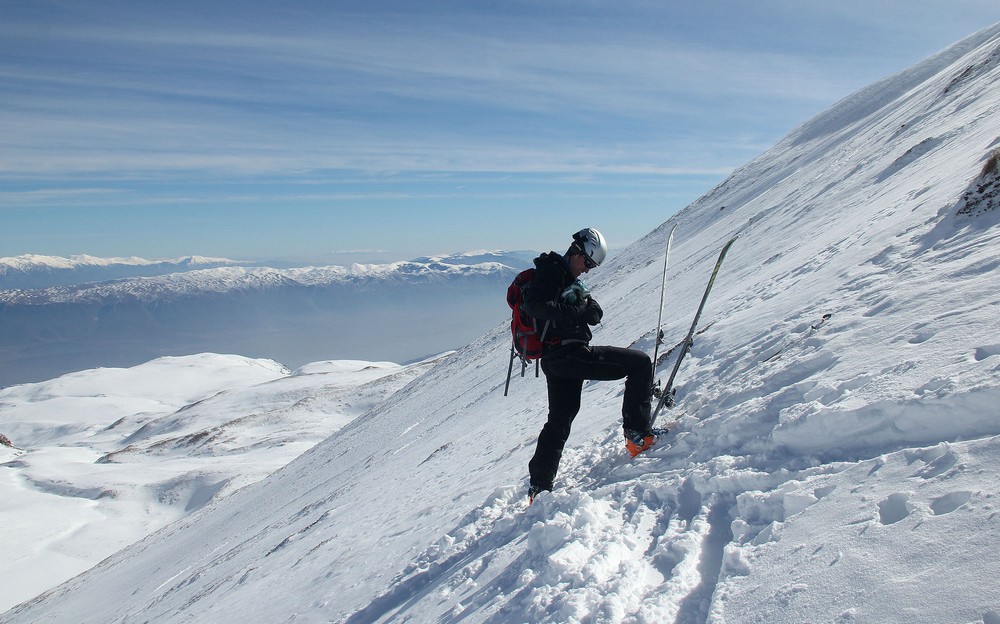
[0,252,522,298]
[0,254,517,387]
[0,253,242,271]
[410,250,539,268]
[0,254,250,291]
[0,258,516,305]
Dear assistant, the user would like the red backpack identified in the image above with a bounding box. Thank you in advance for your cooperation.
[504,268,557,395]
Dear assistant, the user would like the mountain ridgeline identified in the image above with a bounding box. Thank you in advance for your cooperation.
[0,253,530,387]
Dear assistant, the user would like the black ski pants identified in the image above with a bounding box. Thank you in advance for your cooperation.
[528,344,653,491]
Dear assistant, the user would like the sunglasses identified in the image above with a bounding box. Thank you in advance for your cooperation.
[582,254,598,269]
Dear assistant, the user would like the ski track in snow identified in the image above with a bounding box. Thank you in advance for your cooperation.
[5,22,1000,624]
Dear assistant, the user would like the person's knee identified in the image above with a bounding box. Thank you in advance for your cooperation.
[628,351,652,376]
[541,419,572,441]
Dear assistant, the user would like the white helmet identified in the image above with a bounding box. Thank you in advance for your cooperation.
[572,227,608,267]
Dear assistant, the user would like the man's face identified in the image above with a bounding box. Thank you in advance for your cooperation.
[569,253,591,278]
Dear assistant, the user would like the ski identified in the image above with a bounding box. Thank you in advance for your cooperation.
[651,224,678,370]
[651,235,738,423]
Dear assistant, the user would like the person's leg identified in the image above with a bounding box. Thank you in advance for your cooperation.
[544,346,653,432]
[528,373,584,491]
[596,346,654,432]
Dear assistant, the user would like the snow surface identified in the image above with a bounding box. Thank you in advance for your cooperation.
[0,353,442,612]
[4,22,1000,624]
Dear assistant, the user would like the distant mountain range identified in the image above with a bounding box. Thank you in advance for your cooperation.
[0,255,250,290]
[0,251,542,292]
[410,250,538,267]
[0,251,535,387]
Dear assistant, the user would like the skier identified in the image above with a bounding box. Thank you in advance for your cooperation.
[523,228,658,502]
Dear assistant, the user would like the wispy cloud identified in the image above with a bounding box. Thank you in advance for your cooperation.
[3,1,999,256]
[0,6,843,185]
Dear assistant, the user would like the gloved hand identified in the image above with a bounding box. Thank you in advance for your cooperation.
[581,299,603,326]
[561,280,591,305]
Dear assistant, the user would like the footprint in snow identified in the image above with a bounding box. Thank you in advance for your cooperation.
[877,492,912,525]
[929,491,972,516]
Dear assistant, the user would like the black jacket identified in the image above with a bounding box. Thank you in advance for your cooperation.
[521,252,603,353]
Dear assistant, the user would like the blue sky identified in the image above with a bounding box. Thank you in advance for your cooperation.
[3,1,1000,263]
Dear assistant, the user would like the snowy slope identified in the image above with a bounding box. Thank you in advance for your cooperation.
[0,353,442,612]
[5,23,1000,624]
